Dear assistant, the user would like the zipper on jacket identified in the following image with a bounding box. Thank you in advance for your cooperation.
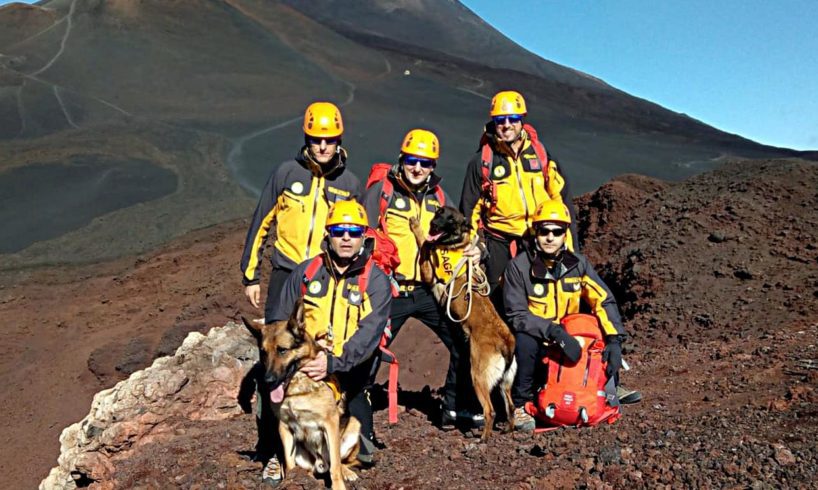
[343,302,352,341]
[304,176,325,260]
[328,277,339,343]
[512,157,531,225]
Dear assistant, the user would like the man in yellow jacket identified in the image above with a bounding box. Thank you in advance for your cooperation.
[503,201,641,431]
[239,102,362,484]
[362,129,481,429]
[262,201,392,483]
[240,102,363,321]
[459,90,577,315]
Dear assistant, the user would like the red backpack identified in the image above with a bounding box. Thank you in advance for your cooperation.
[301,255,401,424]
[525,313,621,430]
[479,124,549,212]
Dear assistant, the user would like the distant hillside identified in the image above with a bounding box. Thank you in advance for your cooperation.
[0,0,804,266]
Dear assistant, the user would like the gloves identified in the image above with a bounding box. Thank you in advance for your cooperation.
[544,322,581,363]
[602,335,623,379]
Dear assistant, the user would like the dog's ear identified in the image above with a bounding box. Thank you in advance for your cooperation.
[291,297,307,336]
[242,316,264,346]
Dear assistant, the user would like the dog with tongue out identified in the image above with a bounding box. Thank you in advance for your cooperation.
[243,297,361,489]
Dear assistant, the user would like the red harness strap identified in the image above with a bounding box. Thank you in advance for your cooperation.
[378,331,400,424]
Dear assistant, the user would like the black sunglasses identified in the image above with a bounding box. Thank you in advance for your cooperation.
[307,137,340,146]
[402,155,436,169]
[536,226,567,237]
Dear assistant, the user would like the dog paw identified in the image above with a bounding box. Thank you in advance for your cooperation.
[342,466,359,482]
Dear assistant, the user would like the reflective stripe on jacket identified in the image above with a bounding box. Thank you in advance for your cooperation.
[268,241,392,374]
[240,148,362,284]
[460,126,572,238]
[362,171,452,283]
[503,247,625,339]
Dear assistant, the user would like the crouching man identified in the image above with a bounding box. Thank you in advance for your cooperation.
[503,200,641,431]
[262,200,392,484]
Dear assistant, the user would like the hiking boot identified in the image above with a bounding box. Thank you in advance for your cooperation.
[261,456,283,486]
[513,406,536,432]
[358,435,376,468]
[457,410,485,429]
[371,433,387,450]
[617,385,643,405]
[440,409,457,430]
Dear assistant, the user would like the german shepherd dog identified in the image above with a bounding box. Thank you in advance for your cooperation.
[410,206,517,441]
[243,299,360,489]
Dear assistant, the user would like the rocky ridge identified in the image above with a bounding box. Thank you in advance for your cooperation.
[41,322,257,489]
[34,158,818,488]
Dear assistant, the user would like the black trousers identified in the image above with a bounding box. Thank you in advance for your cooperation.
[511,331,548,408]
[512,331,619,408]
[376,285,473,412]
[484,233,523,319]
[264,266,295,323]
[254,358,377,460]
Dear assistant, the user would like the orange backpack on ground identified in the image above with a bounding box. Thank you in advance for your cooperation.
[525,313,621,429]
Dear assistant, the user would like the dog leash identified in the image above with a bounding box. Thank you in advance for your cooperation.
[442,238,490,323]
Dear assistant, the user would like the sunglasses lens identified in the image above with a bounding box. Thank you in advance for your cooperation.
[308,137,339,145]
[493,115,523,125]
[403,156,436,169]
[328,226,364,238]
[537,227,566,237]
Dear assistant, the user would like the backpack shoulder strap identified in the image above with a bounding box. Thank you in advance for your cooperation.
[480,144,493,184]
[301,256,324,295]
[378,178,395,231]
[434,185,446,206]
[358,259,374,295]
[524,124,549,180]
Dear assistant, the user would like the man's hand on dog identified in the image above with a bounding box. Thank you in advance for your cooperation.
[463,242,482,261]
[301,351,328,381]
[244,284,261,309]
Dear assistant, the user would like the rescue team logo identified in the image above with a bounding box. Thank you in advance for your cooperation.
[394,198,407,210]
[327,186,350,197]
[308,281,322,295]
[533,283,545,296]
[493,165,506,178]
[348,290,362,305]
[291,181,304,194]
[526,155,542,170]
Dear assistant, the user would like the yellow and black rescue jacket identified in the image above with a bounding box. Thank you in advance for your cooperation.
[503,245,626,340]
[362,170,452,283]
[459,123,575,240]
[267,240,392,374]
[240,147,362,285]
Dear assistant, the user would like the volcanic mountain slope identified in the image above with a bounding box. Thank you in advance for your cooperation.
[4,158,812,488]
[0,0,808,267]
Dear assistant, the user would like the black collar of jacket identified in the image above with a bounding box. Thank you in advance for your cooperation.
[482,121,531,159]
[296,145,348,178]
[320,236,376,279]
[389,166,443,200]
[527,244,579,280]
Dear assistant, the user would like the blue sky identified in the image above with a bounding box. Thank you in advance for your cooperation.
[463,0,818,151]
[5,0,815,150]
